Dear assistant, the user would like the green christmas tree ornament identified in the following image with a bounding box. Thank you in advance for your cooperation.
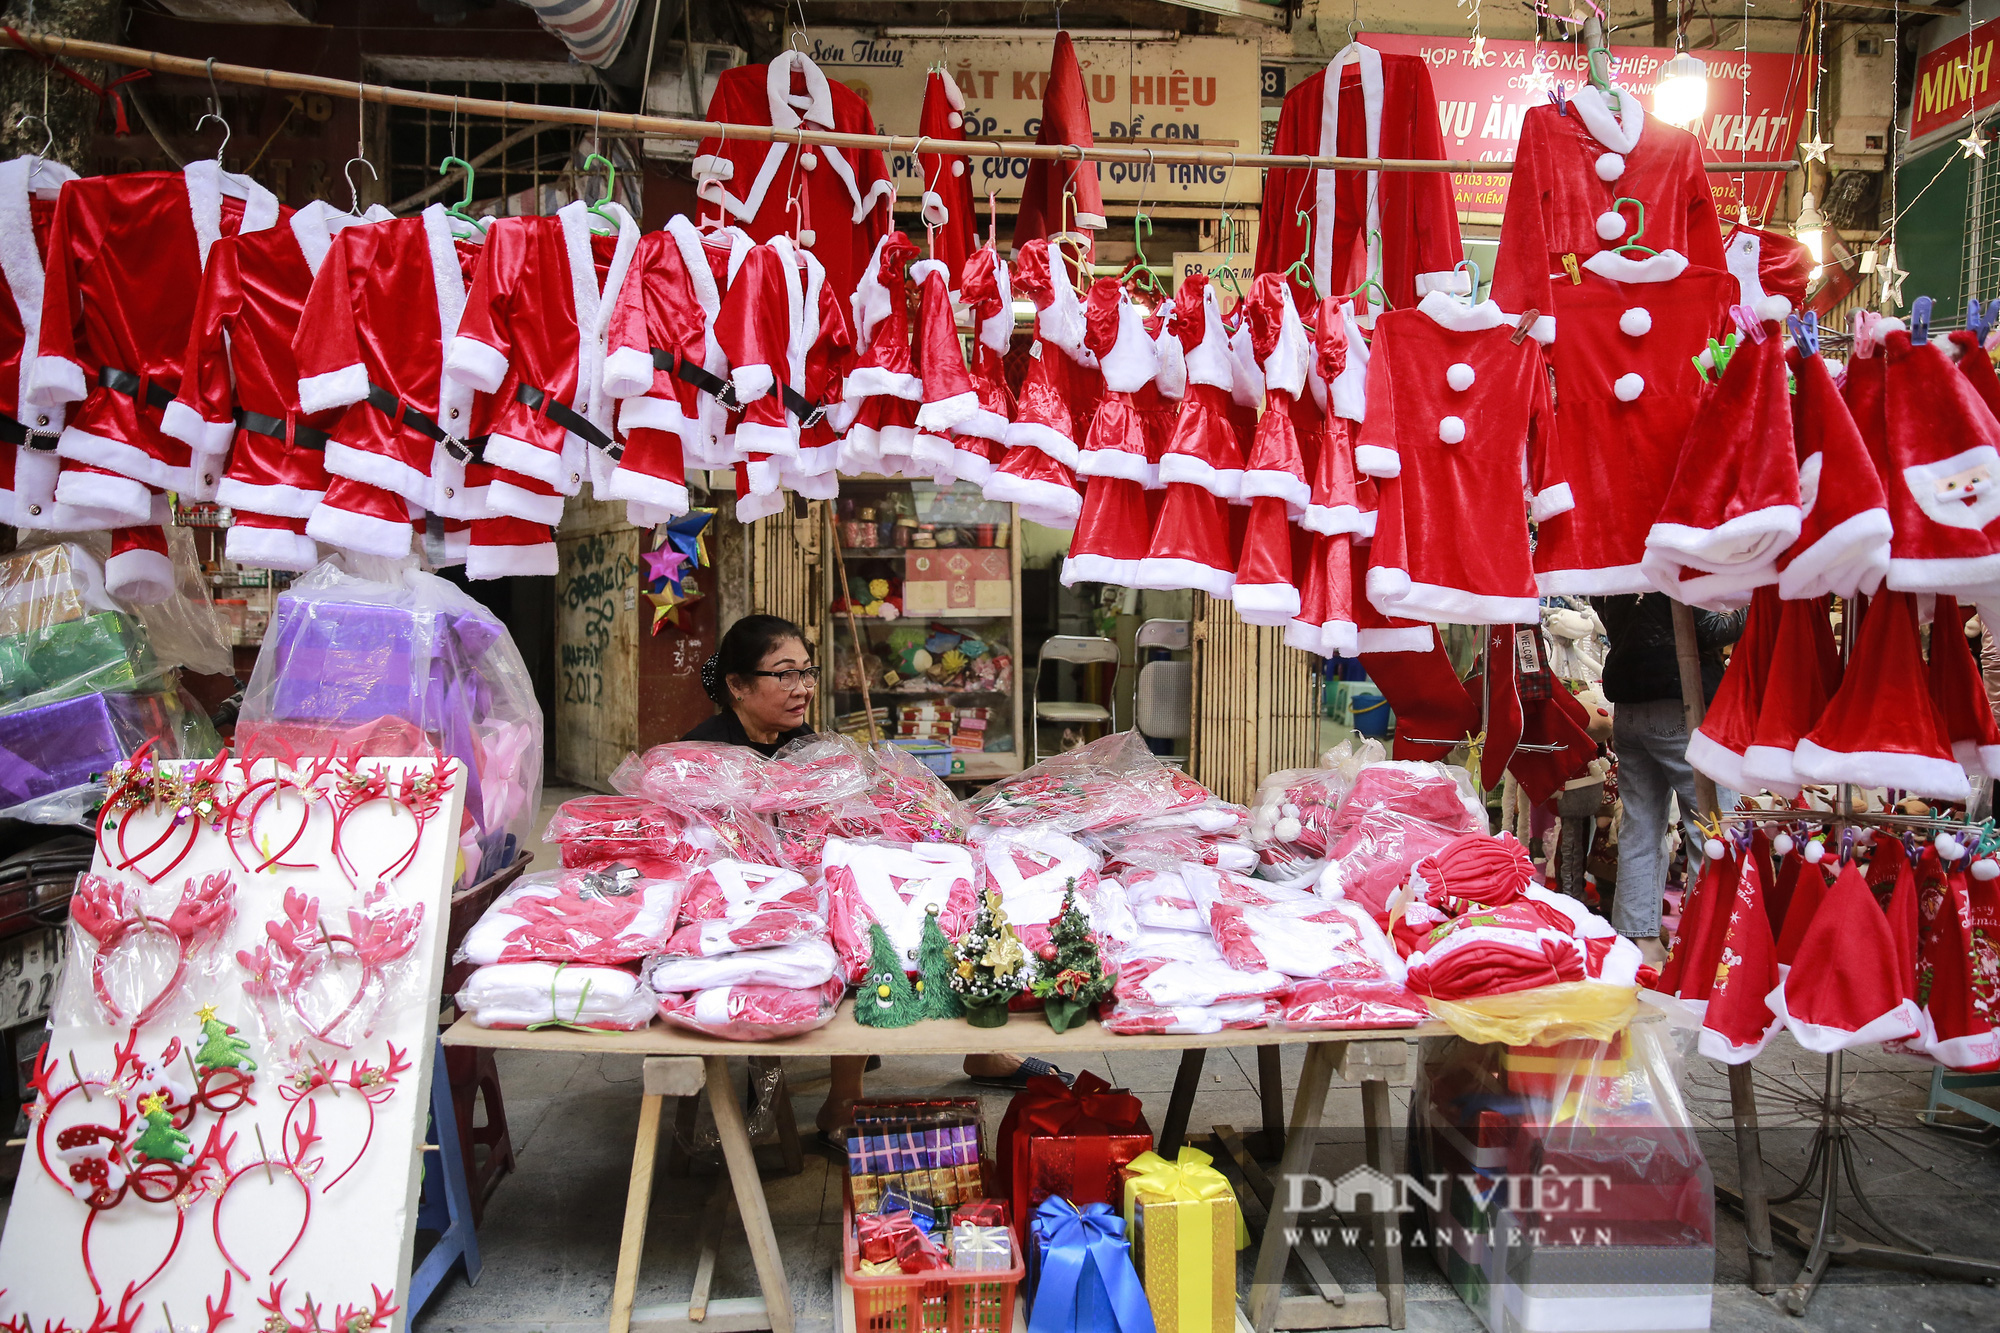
[1031,880,1116,1033]
[192,1003,257,1072]
[950,889,1027,1028]
[130,1091,191,1165]
[855,920,923,1028]
[916,905,965,1020]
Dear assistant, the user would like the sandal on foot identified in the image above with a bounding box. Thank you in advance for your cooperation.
[968,1057,1074,1090]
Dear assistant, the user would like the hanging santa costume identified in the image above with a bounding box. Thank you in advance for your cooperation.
[1768,861,1922,1052]
[917,70,977,283]
[1063,280,1162,588]
[693,50,894,305]
[1255,42,1464,315]
[1137,275,1241,597]
[1287,298,1364,657]
[945,244,1015,486]
[909,257,982,481]
[1231,275,1316,625]
[1930,596,2000,778]
[1739,595,1842,796]
[1779,332,1891,600]
[834,232,925,478]
[1012,32,1107,249]
[1794,592,1971,800]
[168,200,396,572]
[0,153,78,531]
[983,240,1086,527]
[1684,585,1783,793]
[1359,293,1566,625]
[295,204,485,562]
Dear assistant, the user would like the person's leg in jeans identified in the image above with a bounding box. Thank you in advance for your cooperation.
[1611,699,1675,950]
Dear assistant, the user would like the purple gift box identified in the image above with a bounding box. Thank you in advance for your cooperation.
[0,689,177,809]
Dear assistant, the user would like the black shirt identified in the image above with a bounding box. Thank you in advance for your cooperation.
[680,709,815,758]
[1590,595,1746,706]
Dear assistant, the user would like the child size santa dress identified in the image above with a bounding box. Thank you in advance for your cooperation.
[1062,279,1162,589]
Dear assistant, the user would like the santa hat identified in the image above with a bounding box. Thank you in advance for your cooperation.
[1013,32,1106,247]
[916,70,976,282]
[1950,328,2000,419]
[1287,525,1358,658]
[1886,852,1921,1006]
[1722,224,1814,313]
[1363,639,1477,762]
[1698,853,1785,1064]
[1778,346,1892,600]
[1157,276,1247,499]
[1658,850,1737,1013]
[1773,856,1831,968]
[1879,325,2000,594]
[1740,596,1841,796]
[1919,866,2000,1070]
[909,259,980,478]
[1644,308,1800,604]
[1795,592,1972,800]
[225,511,319,574]
[105,523,176,604]
[1686,585,1783,792]
[1930,595,2000,777]
[1768,861,1921,1051]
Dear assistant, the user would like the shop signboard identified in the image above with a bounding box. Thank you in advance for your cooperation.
[1911,17,2000,143]
[796,28,1263,208]
[1170,251,1254,293]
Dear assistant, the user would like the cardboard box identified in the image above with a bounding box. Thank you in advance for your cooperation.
[903,549,1011,614]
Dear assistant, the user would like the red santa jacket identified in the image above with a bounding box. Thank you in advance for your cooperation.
[0,154,78,530]
[295,204,485,557]
[1256,43,1465,316]
[25,161,283,522]
[167,201,397,571]
[694,52,893,307]
[917,70,977,284]
[1491,87,1726,336]
[446,199,642,527]
[1359,293,1565,626]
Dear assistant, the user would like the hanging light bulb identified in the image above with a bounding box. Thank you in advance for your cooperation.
[1796,191,1827,281]
[1655,51,1710,128]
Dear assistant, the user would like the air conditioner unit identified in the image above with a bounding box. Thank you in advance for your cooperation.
[644,43,747,161]
[1832,23,1894,170]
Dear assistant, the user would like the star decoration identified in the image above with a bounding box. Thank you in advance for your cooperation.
[1798,136,1832,165]
[1963,130,1990,160]
[641,545,691,588]
[196,1002,219,1023]
[1877,248,1908,309]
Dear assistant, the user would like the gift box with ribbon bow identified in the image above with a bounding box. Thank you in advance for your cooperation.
[1026,1197,1157,1333]
[1120,1148,1247,1333]
[997,1071,1153,1243]
[953,1223,1014,1272]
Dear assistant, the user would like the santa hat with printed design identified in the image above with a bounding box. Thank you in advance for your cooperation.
[1013,32,1106,248]
[1658,850,1737,1014]
[1795,592,1970,799]
[1918,864,2000,1070]
[1698,853,1785,1064]
[1739,595,1842,796]
[1779,344,1891,600]
[917,70,976,282]
[908,258,980,480]
[1233,275,1315,624]
[1928,596,2000,777]
[1768,861,1921,1052]
[1686,585,1783,793]
[1878,320,2000,594]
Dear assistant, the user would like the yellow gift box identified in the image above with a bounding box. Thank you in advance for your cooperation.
[1119,1147,1248,1333]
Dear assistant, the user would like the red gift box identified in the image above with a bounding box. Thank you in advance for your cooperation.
[995,1071,1152,1241]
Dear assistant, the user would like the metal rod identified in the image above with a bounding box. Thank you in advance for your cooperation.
[0,29,1801,177]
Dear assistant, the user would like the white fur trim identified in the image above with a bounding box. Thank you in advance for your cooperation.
[620,396,690,435]
[1061,551,1144,588]
[691,154,734,182]
[419,205,478,436]
[225,522,319,573]
[160,399,235,455]
[215,477,321,521]
[1304,502,1365,536]
[1184,286,1236,390]
[183,159,280,269]
[1595,152,1626,182]
[287,198,391,279]
[25,354,86,408]
[845,367,925,402]
[734,488,790,523]
[1531,483,1575,522]
[446,336,510,394]
[305,500,413,560]
[1698,1020,1780,1066]
[1263,290,1313,398]
[1356,624,1434,653]
[1158,455,1243,500]
[1768,981,1922,1054]
[1533,562,1650,597]
[1002,419,1080,468]
[1446,362,1475,392]
[735,422,798,468]
[604,346,658,400]
[1886,552,2000,594]
[486,476,567,525]
[52,429,193,505]
[323,439,432,506]
[1953,738,2000,779]
[104,547,175,605]
[0,156,73,429]
[605,466,689,514]
[1240,471,1312,514]
[1684,726,1751,794]
[1739,744,1805,799]
[1571,84,1644,155]
[1355,444,1400,478]
[1582,249,1691,284]
[1620,308,1653,337]
[1793,738,1972,801]
[466,539,558,580]
[982,470,1079,526]
[1413,270,1470,298]
[954,407,1009,444]
[1135,556,1235,598]
[1367,564,1539,627]
[299,363,369,415]
[1648,507,1803,573]
[1438,416,1465,444]
[1779,507,1893,601]
[479,432,567,489]
[1755,295,1793,324]
[1312,42,1386,305]
[1100,299,1160,394]
[1076,449,1156,485]
[916,391,980,433]
[946,444,997,486]
[850,234,901,355]
[1415,291,1506,333]
[1232,581,1302,624]
[1614,373,1645,402]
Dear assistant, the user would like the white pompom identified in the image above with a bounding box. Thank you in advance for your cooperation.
[1596,210,1627,241]
[1281,802,1300,819]
[1275,816,1303,842]
[1935,832,1966,861]
[1755,295,1793,324]
[947,111,964,129]
[800,151,818,170]
[1438,416,1466,444]
[951,161,966,177]
[798,229,817,248]
[1804,839,1827,864]
[1772,832,1795,857]
[1595,152,1626,182]
[1975,858,2000,881]
[1704,837,1727,861]
[1614,373,1645,402]
[1619,307,1653,337]
[1446,362,1476,392]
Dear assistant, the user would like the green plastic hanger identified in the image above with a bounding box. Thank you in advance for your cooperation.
[584,151,622,234]
[1281,209,1322,299]
[1340,227,1389,312]
[1587,45,1624,117]
[1127,210,1169,300]
[1610,197,1659,258]
[438,155,482,237]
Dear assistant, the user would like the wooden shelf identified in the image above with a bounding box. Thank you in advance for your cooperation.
[840,546,1010,558]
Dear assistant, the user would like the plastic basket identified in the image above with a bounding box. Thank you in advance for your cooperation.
[842,1191,1023,1333]
[888,738,956,777]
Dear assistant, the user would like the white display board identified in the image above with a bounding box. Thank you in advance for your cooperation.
[0,757,467,1333]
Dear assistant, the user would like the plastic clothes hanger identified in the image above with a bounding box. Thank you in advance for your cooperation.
[1610,197,1659,258]
[584,150,621,234]
[1126,156,1168,301]
[1587,44,1624,117]
[1340,226,1389,312]
[438,155,482,238]
[1453,256,1481,307]
[1282,209,1322,299]
[1210,155,1245,306]
[342,158,377,217]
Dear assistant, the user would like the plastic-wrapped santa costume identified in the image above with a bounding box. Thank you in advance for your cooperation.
[1359,292,1566,625]
[0,153,79,530]
[693,50,894,305]
[169,200,396,572]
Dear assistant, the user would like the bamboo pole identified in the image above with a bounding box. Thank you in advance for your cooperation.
[0,29,1800,178]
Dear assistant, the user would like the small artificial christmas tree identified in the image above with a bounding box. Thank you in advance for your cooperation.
[1031,881,1116,1033]
[916,905,966,1020]
[855,920,924,1028]
[949,889,1027,1027]
[129,1091,191,1164]
[192,1002,257,1072]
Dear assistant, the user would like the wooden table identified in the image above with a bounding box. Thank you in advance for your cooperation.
[444,1006,1446,1333]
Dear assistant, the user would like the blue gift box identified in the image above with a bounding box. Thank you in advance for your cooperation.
[1026,1197,1156,1333]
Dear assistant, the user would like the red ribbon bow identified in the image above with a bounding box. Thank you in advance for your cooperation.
[998,1071,1151,1242]
[4,29,151,136]
[1019,1070,1145,1138]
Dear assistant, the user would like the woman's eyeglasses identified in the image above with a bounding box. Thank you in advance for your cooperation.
[749,667,821,688]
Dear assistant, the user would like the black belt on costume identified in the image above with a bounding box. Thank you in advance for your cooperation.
[235,408,331,453]
[654,346,739,409]
[98,367,173,411]
[0,416,58,450]
[515,384,621,462]
[364,380,489,464]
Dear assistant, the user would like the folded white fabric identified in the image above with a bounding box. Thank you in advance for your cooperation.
[1124,869,1208,933]
[645,938,840,992]
[456,962,657,1030]
[1112,929,1289,1007]
[457,868,684,966]
[1100,996,1278,1035]
[1209,899,1408,983]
